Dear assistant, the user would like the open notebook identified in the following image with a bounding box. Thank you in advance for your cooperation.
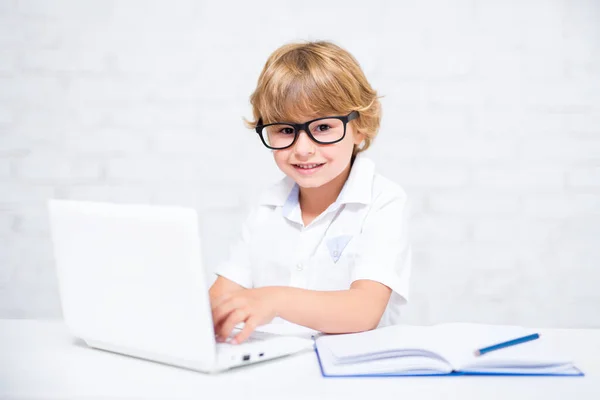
[315,323,583,377]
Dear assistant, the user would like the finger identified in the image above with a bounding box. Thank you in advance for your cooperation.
[232,317,258,345]
[214,316,234,341]
[215,335,226,343]
[213,310,237,340]
[218,309,249,340]
[212,297,243,327]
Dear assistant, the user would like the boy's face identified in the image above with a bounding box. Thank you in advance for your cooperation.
[272,114,364,189]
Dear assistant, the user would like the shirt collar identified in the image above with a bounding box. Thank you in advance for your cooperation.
[258,153,375,208]
[335,153,375,206]
[258,175,297,207]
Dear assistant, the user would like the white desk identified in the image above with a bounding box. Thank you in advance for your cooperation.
[1,320,599,400]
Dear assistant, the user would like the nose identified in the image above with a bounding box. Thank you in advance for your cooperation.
[292,129,315,157]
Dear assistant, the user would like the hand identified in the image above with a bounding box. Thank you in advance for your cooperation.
[211,287,280,344]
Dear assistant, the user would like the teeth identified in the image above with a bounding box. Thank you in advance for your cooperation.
[296,163,321,169]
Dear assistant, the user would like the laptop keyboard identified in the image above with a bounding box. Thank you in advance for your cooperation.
[215,331,275,348]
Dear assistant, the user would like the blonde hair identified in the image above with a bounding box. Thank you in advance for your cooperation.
[245,40,382,155]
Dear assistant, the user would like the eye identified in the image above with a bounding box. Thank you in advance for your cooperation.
[315,124,330,132]
[280,127,295,135]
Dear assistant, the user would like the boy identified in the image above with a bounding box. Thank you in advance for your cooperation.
[209,41,411,344]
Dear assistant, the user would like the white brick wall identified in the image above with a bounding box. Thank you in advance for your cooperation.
[1,0,599,327]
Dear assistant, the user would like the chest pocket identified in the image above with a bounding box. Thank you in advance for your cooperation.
[326,235,353,263]
[308,234,356,291]
[307,204,368,291]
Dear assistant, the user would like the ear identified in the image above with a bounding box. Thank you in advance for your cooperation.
[352,130,366,146]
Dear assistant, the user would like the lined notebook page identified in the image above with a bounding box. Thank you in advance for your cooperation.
[433,323,574,372]
[317,349,452,376]
[317,325,447,361]
[315,323,580,376]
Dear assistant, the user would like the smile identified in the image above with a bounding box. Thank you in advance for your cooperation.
[292,163,325,174]
[293,163,324,169]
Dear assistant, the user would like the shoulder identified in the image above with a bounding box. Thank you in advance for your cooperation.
[358,168,410,239]
[369,168,409,212]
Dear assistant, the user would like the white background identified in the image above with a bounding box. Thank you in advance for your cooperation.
[0,0,598,327]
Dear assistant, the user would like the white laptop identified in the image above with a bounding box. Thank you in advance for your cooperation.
[47,199,314,373]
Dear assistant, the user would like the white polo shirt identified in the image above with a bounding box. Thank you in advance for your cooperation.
[215,154,412,327]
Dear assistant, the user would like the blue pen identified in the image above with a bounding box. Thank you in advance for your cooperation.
[475,333,541,356]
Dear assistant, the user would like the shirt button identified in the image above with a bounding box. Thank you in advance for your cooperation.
[333,250,339,257]
[296,263,304,271]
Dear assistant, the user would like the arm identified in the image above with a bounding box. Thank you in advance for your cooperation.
[211,279,391,343]
[273,279,391,332]
[212,193,409,344]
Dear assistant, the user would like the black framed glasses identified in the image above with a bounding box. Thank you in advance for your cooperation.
[255,111,359,150]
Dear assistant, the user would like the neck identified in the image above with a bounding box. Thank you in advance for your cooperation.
[298,161,352,217]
